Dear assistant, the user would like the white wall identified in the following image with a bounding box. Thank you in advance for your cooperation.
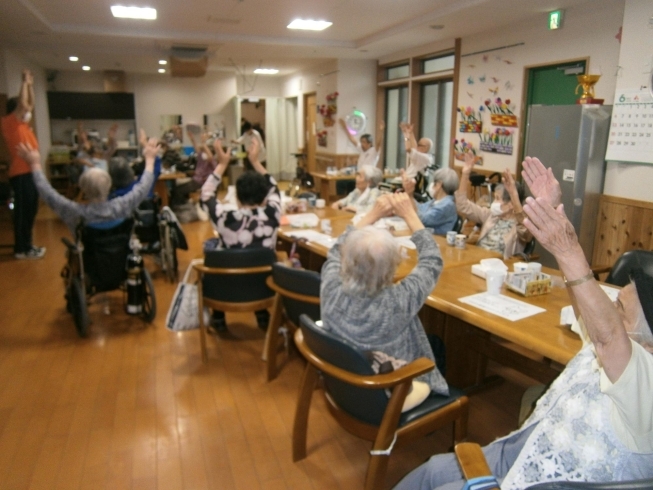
[236,74,283,98]
[603,0,653,202]
[336,59,377,154]
[2,49,51,163]
[452,1,624,174]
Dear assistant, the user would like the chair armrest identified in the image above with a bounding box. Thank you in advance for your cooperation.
[275,250,289,262]
[455,442,496,482]
[61,237,78,252]
[294,329,434,389]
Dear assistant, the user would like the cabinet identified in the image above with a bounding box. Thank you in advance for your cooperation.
[47,147,77,198]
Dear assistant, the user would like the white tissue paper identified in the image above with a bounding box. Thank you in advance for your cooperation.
[471,258,509,279]
[286,213,320,228]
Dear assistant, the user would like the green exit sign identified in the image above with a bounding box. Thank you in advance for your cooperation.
[549,10,564,30]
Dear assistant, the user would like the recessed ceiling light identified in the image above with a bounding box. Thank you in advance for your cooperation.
[82,66,91,71]
[69,56,79,62]
[254,68,279,75]
[111,6,157,20]
[287,19,332,31]
[158,68,166,74]
[159,59,167,65]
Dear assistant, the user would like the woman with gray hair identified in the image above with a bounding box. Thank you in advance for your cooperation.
[331,164,384,214]
[321,193,449,409]
[16,135,159,234]
[402,167,459,235]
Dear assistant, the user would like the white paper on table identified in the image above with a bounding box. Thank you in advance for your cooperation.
[286,213,320,228]
[458,292,546,321]
[283,229,336,249]
[394,236,416,250]
[560,284,621,326]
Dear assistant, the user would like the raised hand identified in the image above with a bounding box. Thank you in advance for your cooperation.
[213,139,230,166]
[462,151,476,175]
[22,69,34,85]
[247,138,260,163]
[389,192,424,232]
[138,128,148,148]
[522,157,561,208]
[142,137,160,161]
[502,168,517,195]
[400,169,416,194]
[523,197,577,259]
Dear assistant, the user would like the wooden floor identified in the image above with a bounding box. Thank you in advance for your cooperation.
[0,205,540,490]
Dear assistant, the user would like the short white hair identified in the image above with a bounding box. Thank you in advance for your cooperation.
[432,168,459,195]
[340,226,401,297]
[79,168,112,202]
[359,165,384,188]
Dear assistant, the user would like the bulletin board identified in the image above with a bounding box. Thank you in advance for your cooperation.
[605,89,653,164]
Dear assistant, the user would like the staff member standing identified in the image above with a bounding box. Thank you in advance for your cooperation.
[1,69,45,259]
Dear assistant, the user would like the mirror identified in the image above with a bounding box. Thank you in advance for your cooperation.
[203,113,226,140]
[159,114,183,146]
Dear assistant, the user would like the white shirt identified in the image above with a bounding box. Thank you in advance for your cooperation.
[404,149,433,179]
[236,129,267,163]
[356,142,379,169]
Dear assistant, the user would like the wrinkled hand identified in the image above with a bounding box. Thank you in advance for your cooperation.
[502,168,517,195]
[16,142,41,169]
[369,194,394,219]
[462,152,476,175]
[522,157,561,208]
[523,197,578,259]
[142,137,160,160]
[388,192,415,220]
[400,169,416,194]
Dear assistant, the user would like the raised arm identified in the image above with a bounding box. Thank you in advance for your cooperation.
[400,122,417,152]
[502,169,523,215]
[375,120,385,153]
[105,124,118,159]
[339,118,358,146]
[400,169,419,212]
[246,138,267,175]
[523,197,631,382]
[17,69,34,115]
[522,156,561,208]
[457,151,475,197]
[211,139,231,179]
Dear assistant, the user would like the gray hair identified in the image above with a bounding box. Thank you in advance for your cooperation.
[420,138,433,153]
[432,168,459,195]
[340,226,401,297]
[79,168,112,202]
[360,165,383,188]
[108,157,135,190]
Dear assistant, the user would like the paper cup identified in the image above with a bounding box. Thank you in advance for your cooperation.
[514,262,529,273]
[455,234,466,249]
[446,231,457,246]
[486,270,506,295]
[315,198,325,209]
[527,262,542,274]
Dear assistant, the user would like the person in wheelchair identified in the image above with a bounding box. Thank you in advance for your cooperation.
[401,167,459,235]
[16,135,160,234]
[200,138,281,331]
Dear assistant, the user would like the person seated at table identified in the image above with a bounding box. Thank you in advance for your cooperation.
[455,152,531,259]
[200,138,281,331]
[399,122,434,180]
[321,193,449,411]
[393,156,653,490]
[111,130,161,199]
[15,135,159,234]
[330,165,384,214]
[401,167,459,235]
[337,119,385,195]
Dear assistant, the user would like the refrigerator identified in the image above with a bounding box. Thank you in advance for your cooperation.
[523,104,612,269]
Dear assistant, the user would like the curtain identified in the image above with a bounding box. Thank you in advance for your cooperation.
[265,97,298,181]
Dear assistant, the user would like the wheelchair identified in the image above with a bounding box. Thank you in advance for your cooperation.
[133,196,188,283]
[61,219,156,337]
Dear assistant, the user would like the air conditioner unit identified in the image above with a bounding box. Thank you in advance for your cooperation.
[169,46,208,77]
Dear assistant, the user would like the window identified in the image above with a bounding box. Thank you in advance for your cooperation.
[384,86,409,171]
[420,79,453,168]
[386,64,409,80]
[422,54,454,74]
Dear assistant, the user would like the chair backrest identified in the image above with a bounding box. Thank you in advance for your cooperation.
[452,215,463,233]
[605,250,653,287]
[271,263,321,327]
[81,219,133,292]
[202,247,276,303]
[134,197,161,244]
[524,238,536,257]
[299,314,389,426]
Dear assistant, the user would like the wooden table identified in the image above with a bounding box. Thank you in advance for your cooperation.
[309,172,357,204]
[155,172,187,207]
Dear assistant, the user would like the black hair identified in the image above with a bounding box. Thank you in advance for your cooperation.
[108,157,135,190]
[360,134,373,146]
[6,97,18,114]
[241,121,252,133]
[236,171,269,206]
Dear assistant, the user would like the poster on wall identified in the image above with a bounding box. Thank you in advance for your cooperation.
[605,89,653,165]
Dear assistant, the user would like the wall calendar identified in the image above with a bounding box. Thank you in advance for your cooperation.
[605,89,653,165]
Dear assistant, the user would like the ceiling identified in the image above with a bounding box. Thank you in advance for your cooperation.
[1,0,595,78]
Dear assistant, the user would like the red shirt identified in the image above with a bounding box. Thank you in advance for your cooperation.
[1,113,38,177]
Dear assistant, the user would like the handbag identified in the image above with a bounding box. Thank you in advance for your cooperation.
[166,259,210,331]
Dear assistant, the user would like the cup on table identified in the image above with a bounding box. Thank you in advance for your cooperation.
[446,231,457,247]
[527,262,542,275]
[513,262,529,273]
[308,196,317,207]
[321,219,332,234]
[486,269,506,295]
[315,198,326,209]
[455,234,466,249]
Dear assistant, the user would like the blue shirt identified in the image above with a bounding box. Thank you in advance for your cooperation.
[416,194,457,236]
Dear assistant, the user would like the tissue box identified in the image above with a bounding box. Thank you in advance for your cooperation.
[471,258,508,279]
[506,272,552,297]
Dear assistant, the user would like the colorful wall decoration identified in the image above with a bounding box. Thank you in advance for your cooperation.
[480,128,514,155]
[318,92,339,127]
[484,98,518,127]
[457,106,483,133]
[453,139,483,165]
[317,130,328,147]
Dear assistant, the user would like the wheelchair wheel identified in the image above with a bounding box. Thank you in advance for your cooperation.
[69,277,89,337]
[161,224,178,283]
[141,268,157,323]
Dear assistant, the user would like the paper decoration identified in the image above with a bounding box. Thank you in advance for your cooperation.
[317,130,328,147]
[458,106,483,133]
[318,92,338,127]
[453,139,483,165]
[480,128,514,155]
[485,97,518,127]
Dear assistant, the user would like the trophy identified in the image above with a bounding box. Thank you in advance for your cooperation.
[575,75,604,105]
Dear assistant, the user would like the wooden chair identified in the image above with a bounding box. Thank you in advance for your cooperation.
[263,263,321,381]
[591,250,653,285]
[293,315,469,490]
[454,442,653,490]
[194,247,277,363]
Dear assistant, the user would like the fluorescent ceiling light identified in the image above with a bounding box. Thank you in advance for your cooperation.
[158,68,166,73]
[69,56,79,62]
[254,68,279,75]
[82,66,91,71]
[111,6,157,20]
[158,59,167,65]
[287,19,332,31]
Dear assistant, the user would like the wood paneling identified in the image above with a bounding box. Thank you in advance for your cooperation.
[592,194,653,267]
[314,152,358,173]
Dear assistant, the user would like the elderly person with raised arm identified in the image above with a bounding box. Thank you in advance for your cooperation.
[16,135,159,235]
[331,164,384,214]
[393,156,653,490]
[400,122,434,180]
[321,193,449,410]
[455,152,531,259]
[402,167,459,235]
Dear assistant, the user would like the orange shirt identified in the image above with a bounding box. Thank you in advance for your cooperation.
[1,113,39,178]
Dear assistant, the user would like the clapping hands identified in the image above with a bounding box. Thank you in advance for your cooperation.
[522,156,561,208]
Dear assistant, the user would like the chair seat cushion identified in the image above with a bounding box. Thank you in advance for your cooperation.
[399,386,465,426]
